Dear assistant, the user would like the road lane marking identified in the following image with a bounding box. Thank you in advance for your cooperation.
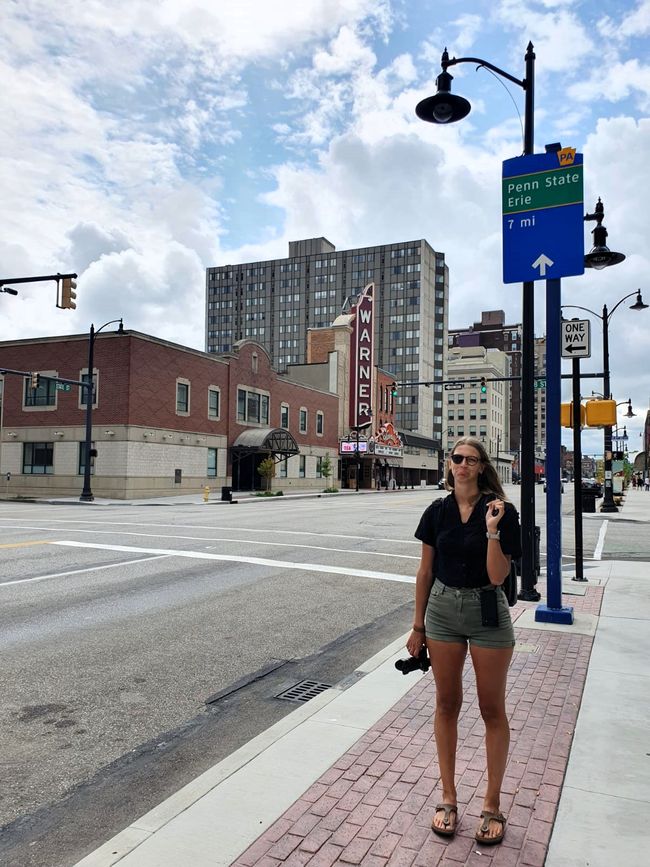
[0,554,172,587]
[0,540,52,549]
[0,519,420,546]
[51,541,415,584]
[593,520,608,560]
[0,524,419,556]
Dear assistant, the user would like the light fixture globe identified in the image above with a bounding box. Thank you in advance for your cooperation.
[584,247,626,270]
[584,222,625,269]
[415,69,471,125]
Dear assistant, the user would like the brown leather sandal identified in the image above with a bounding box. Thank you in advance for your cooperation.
[475,810,506,845]
[431,803,458,837]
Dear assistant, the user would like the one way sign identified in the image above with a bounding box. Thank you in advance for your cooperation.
[562,319,591,359]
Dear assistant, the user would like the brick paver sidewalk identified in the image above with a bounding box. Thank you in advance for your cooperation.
[233,585,602,867]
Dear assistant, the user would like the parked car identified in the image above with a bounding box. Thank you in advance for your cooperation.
[543,477,565,494]
[581,478,602,497]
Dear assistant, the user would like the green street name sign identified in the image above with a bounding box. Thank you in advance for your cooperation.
[502,165,584,215]
[534,378,546,389]
[55,383,71,392]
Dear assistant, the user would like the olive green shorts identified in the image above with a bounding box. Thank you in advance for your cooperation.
[425,578,515,649]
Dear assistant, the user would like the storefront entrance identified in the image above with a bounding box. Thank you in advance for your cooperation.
[231,428,299,491]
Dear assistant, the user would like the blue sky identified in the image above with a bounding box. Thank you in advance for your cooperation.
[1,0,649,456]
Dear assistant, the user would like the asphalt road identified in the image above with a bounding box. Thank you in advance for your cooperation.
[0,485,614,866]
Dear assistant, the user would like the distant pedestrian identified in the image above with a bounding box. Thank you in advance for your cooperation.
[408,436,521,846]
[631,476,637,489]
[645,476,650,492]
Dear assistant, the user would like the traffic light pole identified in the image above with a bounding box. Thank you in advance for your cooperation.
[0,272,78,307]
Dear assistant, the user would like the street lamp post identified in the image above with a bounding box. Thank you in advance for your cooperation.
[80,319,124,502]
[564,291,647,512]
[416,43,540,600]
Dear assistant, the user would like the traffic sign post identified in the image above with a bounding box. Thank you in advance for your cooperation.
[502,148,584,284]
[561,319,591,359]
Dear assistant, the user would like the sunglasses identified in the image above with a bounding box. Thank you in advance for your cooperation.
[450,454,480,466]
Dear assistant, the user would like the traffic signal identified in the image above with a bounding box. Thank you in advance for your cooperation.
[61,276,77,309]
[480,377,487,393]
[30,372,40,390]
[390,382,398,397]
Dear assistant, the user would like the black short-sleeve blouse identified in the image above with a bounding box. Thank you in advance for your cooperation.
[414,493,522,589]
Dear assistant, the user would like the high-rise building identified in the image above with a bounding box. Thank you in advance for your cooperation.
[446,345,513,483]
[534,336,547,468]
[206,237,449,438]
[448,310,522,454]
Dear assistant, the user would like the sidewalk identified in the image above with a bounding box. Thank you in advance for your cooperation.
[23,485,434,508]
[74,491,650,867]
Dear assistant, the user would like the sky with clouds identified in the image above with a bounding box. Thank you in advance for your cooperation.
[1,0,649,457]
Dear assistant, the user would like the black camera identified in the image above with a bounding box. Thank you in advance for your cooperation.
[395,646,430,675]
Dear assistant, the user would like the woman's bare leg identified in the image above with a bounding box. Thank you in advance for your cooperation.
[470,644,513,840]
[427,639,467,832]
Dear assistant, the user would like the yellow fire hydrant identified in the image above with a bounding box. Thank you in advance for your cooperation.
[203,486,210,503]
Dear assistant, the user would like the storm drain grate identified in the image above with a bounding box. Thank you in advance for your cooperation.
[276,680,332,703]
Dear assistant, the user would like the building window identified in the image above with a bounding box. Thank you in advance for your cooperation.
[237,388,270,425]
[278,458,288,478]
[252,352,258,373]
[23,442,54,474]
[176,380,190,414]
[316,456,323,478]
[299,408,307,433]
[299,455,306,477]
[78,442,96,476]
[24,376,56,408]
[208,388,220,420]
[207,447,217,477]
[316,411,324,435]
[280,404,289,429]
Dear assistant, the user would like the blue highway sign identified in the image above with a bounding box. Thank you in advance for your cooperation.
[502,148,584,284]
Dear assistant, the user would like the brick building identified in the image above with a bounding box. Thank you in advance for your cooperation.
[0,331,339,499]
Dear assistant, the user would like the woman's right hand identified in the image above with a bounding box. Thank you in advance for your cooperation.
[406,630,426,657]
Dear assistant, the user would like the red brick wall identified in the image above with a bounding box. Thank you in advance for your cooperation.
[227,342,339,449]
[126,335,229,435]
[0,334,340,449]
[0,335,132,426]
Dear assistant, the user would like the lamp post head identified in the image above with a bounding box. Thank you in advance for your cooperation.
[415,51,471,125]
[625,399,636,418]
[584,199,625,269]
[629,290,648,311]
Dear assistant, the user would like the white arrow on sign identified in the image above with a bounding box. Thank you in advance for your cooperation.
[532,253,554,276]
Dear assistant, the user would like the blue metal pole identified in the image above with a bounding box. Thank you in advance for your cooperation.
[536,278,573,623]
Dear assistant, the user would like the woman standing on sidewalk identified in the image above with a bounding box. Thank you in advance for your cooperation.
[406,436,521,846]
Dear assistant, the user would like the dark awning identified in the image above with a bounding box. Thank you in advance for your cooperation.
[399,430,441,450]
[231,427,299,458]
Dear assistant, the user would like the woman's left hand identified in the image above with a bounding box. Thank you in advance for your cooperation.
[486,499,505,533]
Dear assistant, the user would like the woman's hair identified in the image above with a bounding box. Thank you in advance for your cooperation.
[444,436,507,500]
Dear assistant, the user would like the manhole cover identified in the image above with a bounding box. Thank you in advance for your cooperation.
[276,680,332,703]
[515,642,539,654]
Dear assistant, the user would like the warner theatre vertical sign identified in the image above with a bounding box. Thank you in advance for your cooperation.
[350,283,374,428]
